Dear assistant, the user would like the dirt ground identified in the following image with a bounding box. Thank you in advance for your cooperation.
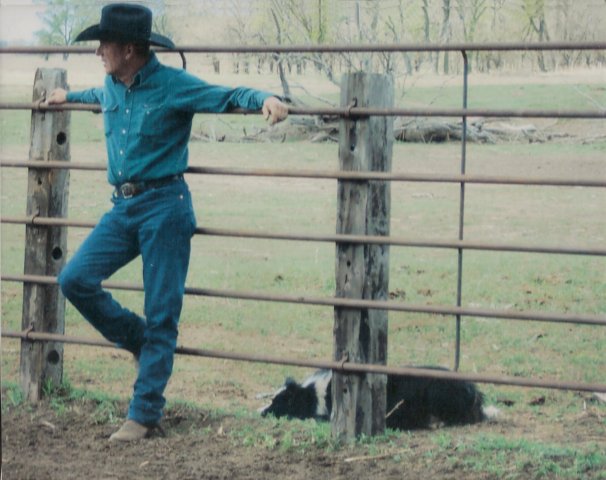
[1,387,605,480]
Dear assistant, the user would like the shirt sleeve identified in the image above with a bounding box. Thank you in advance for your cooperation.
[66,87,104,104]
[168,70,274,114]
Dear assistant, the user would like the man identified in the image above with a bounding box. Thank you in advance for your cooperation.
[47,3,288,442]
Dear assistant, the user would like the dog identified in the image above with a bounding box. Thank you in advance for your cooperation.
[260,368,499,430]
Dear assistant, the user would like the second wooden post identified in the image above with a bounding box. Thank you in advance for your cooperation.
[333,72,394,441]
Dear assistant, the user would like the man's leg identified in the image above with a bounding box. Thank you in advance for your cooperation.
[58,202,146,356]
[126,181,196,427]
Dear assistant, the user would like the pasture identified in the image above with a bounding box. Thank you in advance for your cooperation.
[1,54,605,478]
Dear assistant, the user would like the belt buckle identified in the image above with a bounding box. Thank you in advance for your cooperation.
[120,183,136,199]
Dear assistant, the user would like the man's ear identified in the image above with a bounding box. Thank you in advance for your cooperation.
[124,43,134,60]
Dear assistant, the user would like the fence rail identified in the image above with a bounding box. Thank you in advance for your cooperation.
[2,102,605,119]
[1,41,605,55]
[3,329,605,394]
[2,159,606,187]
[3,273,605,327]
[2,215,605,257]
[2,40,605,439]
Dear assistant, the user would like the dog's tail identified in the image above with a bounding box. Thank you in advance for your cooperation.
[482,404,501,421]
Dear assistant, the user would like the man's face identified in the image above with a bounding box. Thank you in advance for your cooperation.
[96,40,128,77]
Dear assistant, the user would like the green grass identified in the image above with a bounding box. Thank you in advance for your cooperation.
[2,378,122,424]
[1,74,605,475]
[399,82,606,111]
[2,136,605,392]
[1,381,25,411]
[460,434,606,479]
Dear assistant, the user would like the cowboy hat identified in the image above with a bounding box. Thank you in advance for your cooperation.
[74,3,175,49]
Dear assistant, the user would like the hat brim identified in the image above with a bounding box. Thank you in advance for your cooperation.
[74,24,175,49]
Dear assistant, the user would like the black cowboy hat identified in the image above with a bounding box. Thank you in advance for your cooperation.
[74,3,175,49]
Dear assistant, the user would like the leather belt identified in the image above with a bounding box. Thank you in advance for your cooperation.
[114,174,183,199]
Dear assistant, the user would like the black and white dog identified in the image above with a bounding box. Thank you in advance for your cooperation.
[260,368,499,430]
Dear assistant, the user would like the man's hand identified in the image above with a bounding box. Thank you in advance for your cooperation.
[262,96,289,125]
[46,88,68,105]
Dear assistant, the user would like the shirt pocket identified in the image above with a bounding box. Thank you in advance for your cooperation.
[138,103,165,138]
[102,103,119,136]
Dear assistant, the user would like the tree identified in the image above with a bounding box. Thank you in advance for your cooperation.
[148,0,172,40]
[257,0,340,97]
[34,0,96,56]
[520,0,552,72]
[215,0,604,85]
[268,0,336,78]
[269,3,294,101]
[34,0,173,56]
[421,0,434,70]
[454,0,488,72]
[439,0,452,74]
[385,0,414,74]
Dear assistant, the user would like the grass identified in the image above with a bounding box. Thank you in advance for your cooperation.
[230,414,336,452]
[1,69,605,477]
[460,435,606,479]
[2,128,605,394]
[400,82,606,111]
[2,378,122,424]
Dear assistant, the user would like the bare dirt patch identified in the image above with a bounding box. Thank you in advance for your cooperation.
[2,388,605,480]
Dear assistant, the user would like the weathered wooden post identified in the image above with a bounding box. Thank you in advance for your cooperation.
[20,68,70,401]
[333,72,394,441]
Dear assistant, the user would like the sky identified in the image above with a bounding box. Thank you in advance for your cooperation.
[0,0,45,44]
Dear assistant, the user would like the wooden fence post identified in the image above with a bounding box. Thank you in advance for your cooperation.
[332,72,394,441]
[20,68,70,401]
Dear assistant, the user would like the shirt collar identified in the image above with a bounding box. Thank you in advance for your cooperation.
[135,52,160,85]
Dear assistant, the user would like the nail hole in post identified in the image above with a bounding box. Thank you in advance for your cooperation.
[51,246,63,261]
[47,349,60,365]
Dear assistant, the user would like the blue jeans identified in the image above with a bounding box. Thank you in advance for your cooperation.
[58,178,196,425]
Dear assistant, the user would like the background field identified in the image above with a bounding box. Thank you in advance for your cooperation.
[1,54,605,478]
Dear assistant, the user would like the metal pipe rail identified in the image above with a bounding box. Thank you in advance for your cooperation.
[2,329,605,393]
[3,41,604,423]
[188,165,606,186]
[1,102,605,119]
[1,41,605,55]
[2,215,605,257]
[3,273,605,327]
[2,160,605,188]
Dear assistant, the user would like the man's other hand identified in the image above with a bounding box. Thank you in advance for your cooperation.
[262,97,289,125]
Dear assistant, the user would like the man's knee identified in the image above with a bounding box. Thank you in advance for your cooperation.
[58,263,94,299]
[58,265,75,299]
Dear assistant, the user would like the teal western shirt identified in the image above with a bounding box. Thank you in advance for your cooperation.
[67,52,273,186]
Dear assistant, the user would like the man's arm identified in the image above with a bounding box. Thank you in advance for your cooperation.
[170,71,288,124]
[47,87,104,105]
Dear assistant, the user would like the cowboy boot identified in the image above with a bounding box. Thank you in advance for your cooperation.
[109,419,151,442]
